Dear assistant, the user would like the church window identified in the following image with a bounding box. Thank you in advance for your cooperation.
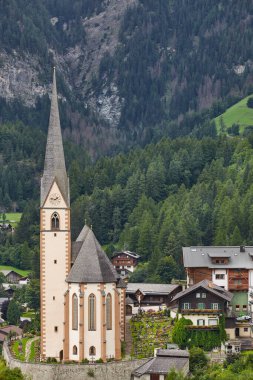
[106,293,112,330]
[54,260,57,264]
[89,346,96,356]
[88,294,96,331]
[73,345,78,355]
[51,212,60,230]
[54,326,58,332]
[72,294,78,330]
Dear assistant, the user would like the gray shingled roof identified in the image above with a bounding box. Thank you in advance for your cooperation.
[126,283,179,295]
[67,226,119,283]
[41,69,69,207]
[132,350,189,377]
[183,246,253,269]
[172,280,233,302]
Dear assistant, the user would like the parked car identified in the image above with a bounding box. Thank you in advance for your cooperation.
[236,315,251,321]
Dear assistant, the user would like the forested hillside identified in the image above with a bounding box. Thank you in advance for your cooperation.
[3,126,253,282]
[0,0,252,152]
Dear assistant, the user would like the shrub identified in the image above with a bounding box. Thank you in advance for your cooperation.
[247,97,253,108]
[95,358,104,363]
[87,369,95,377]
[189,347,208,373]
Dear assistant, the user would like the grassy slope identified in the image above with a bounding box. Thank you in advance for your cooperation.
[215,95,253,133]
[0,265,30,277]
[0,213,22,228]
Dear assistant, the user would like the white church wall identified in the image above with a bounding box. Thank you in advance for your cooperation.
[84,283,102,360]
[69,284,80,361]
[105,283,116,359]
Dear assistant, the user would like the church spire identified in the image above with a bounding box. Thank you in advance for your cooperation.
[41,68,69,206]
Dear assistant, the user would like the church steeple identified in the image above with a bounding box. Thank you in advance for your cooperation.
[41,68,69,206]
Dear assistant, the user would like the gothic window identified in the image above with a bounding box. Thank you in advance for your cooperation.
[73,345,78,355]
[51,212,60,230]
[88,294,96,331]
[72,294,78,330]
[89,346,96,356]
[106,293,112,330]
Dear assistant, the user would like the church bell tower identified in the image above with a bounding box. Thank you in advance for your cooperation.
[40,69,70,360]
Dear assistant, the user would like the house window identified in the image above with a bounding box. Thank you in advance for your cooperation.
[215,274,225,280]
[242,305,248,311]
[197,303,205,309]
[211,303,220,310]
[106,293,112,330]
[196,293,201,298]
[88,294,96,331]
[244,328,248,332]
[235,305,240,311]
[72,294,78,330]
[202,293,206,298]
[51,212,60,230]
[73,345,78,355]
[197,319,205,326]
[183,303,191,309]
[89,346,96,356]
[208,319,218,326]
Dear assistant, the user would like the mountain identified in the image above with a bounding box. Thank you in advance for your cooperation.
[0,0,253,155]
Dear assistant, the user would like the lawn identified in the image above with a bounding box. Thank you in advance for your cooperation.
[130,310,173,359]
[215,94,253,133]
[12,337,29,361]
[0,213,22,228]
[0,265,30,277]
[29,338,40,362]
[21,311,35,319]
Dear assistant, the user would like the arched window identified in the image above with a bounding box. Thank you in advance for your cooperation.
[88,294,96,331]
[106,293,112,330]
[73,345,78,355]
[89,346,96,356]
[51,212,60,230]
[72,294,78,330]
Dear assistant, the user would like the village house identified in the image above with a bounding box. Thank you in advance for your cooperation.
[131,349,189,380]
[126,283,182,315]
[171,280,233,328]
[111,250,141,277]
[0,270,23,284]
[183,246,253,317]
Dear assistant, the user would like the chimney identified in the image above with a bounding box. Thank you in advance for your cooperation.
[240,246,245,253]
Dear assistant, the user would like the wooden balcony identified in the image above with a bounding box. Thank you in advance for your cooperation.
[186,325,219,330]
[181,308,221,314]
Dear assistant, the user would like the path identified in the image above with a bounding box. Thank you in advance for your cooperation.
[125,316,133,357]
[25,336,39,362]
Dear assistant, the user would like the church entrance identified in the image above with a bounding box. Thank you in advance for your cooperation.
[59,350,63,361]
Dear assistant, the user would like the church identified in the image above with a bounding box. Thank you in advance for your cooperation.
[40,70,126,362]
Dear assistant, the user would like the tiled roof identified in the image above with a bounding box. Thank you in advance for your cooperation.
[41,69,69,207]
[183,246,253,269]
[67,226,119,283]
[127,283,180,295]
[172,279,233,302]
[132,350,189,377]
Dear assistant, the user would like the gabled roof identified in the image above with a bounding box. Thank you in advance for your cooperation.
[111,250,141,259]
[132,350,189,377]
[172,280,233,302]
[41,68,69,207]
[183,246,253,269]
[126,283,180,295]
[67,226,119,283]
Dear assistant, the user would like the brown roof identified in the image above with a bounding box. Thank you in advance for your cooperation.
[172,280,233,302]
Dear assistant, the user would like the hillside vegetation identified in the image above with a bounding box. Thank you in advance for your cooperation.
[0,1,252,152]
[3,127,253,282]
[215,95,253,133]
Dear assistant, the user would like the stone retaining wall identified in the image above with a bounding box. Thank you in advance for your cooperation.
[3,342,148,380]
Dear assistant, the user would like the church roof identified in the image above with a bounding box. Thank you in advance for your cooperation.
[41,68,69,207]
[67,226,119,284]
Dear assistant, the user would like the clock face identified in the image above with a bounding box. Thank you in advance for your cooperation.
[49,193,61,205]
